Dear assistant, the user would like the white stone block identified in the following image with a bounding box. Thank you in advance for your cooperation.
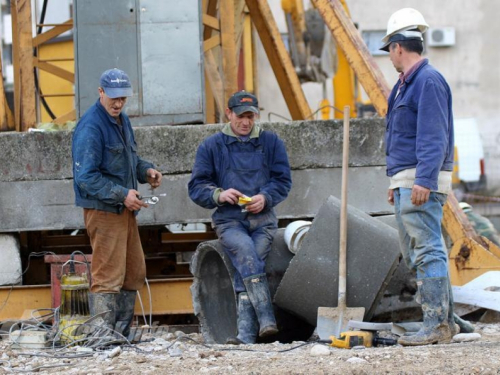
[0,234,22,285]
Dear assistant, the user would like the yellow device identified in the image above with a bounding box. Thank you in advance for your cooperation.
[238,196,252,205]
[321,331,397,349]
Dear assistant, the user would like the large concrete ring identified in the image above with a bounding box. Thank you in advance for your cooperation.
[190,229,315,344]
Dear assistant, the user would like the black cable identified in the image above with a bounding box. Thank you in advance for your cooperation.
[34,0,57,120]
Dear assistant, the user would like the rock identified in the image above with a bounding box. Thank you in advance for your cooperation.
[136,357,147,364]
[165,333,175,340]
[169,347,183,357]
[310,344,331,357]
[76,347,94,353]
[107,346,121,359]
[347,357,368,364]
[452,333,481,342]
[174,331,186,338]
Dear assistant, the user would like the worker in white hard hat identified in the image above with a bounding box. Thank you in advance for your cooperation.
[459,202,500,247]
[382,8,473,346]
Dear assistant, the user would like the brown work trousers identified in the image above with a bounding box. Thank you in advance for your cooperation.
[84,208,146,293]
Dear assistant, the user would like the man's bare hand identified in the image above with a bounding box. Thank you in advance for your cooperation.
[246,194,266,214]
[411,184,430,206]
[218,188,243,205]
[146,169,162,189]
[387,189,394,206]
[124,189,148,211]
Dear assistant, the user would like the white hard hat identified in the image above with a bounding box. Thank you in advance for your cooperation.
[459,202,472,212]
[380,8,429,51]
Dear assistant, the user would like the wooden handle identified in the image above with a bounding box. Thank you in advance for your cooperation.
[338,106,350,308]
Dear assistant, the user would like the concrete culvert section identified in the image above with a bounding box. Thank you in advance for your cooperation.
[190,230,315,344]
[274,196,402,326]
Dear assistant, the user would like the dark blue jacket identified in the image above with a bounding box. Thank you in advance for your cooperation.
[188,125,292,224]
[72,100,154,213]
[386,59,454,190]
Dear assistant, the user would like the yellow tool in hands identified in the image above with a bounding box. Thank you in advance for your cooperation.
[319,330,397,349]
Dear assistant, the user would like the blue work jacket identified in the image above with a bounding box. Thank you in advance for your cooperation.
[385,59,454,191]
[72,100,154,213]
[188,124,292,224]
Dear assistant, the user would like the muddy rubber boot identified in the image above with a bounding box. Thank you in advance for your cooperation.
[446,278,460,337]
[226,292,259,345]
[88,292,117,330]
[398,277,452,346]
[115,290,137,341]
[243,274,278,338]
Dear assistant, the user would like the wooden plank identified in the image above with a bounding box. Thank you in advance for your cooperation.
[220,0,238,104]
[202,14,220,31]
[203,0,218,41]
[34,59,75,83]
[204,50,225,117]
[53,108,76,125]
[243,14,254,92]
[311,0,390,117]
[32,19,72,48]
[0,41,14,131]
[203,34,221,52]
[11,0,36,131]
[245,0,311,120]
[11,0,21,131]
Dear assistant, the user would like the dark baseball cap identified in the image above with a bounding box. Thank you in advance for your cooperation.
[99,68,133,98]
[379,30,423,52]
[228,91,259,115]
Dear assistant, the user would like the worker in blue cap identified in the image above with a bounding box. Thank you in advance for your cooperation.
[72,68,162,339]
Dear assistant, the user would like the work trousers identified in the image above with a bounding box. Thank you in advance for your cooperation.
[215,211,277,292]
[84,208,146,293]
[393,188,449,279]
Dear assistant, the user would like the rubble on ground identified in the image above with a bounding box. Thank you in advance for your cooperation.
[0,323,500,374]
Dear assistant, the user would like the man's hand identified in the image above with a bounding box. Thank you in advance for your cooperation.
[246,194,266,214]
[411,184,430,206]
[218,188,243,205]
[387,189,394,206]
[146,169,162,189]
[124,189,149,211]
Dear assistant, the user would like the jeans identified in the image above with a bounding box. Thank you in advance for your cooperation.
[393,188,449,279]
[215,211,278,292]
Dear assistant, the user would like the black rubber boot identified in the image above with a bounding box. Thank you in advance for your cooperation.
[446,278,460,337]
[398,277,452,346]
[115,290,137,340]
[243,274,278,338]
[88,292,117,330]
[226,292,259,345]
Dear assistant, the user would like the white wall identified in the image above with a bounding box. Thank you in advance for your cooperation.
[258,0,500,193]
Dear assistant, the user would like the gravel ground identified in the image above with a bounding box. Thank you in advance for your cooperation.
[1,323,499,374]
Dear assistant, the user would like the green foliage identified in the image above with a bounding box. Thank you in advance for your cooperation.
[35,121,76,131]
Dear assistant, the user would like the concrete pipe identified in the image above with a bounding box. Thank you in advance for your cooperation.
[190,229,315,344]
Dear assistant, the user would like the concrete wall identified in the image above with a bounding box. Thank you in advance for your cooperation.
[260,1,500,193]
[0,119,393,232]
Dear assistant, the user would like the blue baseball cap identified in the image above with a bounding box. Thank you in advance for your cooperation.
[99,68,133,98]
[228,91,259,115]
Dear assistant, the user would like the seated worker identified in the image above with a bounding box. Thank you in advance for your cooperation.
[188,91,292,344]
[460,202,500,247]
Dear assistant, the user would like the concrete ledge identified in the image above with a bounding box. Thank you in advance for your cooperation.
[0,167,394,232]
[0,118,386,182]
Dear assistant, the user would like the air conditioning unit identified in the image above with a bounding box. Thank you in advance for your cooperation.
[427,27,455,47]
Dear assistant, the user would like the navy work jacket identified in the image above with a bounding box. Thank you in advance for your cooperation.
[72,100,154,213]
[386,59,454,191]
[188,126,292,224]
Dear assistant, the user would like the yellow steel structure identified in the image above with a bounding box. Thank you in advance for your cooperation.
[444,193,500,286]
[37,40,74,123]
[0,278,194,321]
[332,0,357,119]
[311,0,390,117]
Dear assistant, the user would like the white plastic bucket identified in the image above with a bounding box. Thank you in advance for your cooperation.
[284,220,312,254]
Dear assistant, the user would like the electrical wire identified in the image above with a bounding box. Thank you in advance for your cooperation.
[136,290,149,327]
[145,278,153,328]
